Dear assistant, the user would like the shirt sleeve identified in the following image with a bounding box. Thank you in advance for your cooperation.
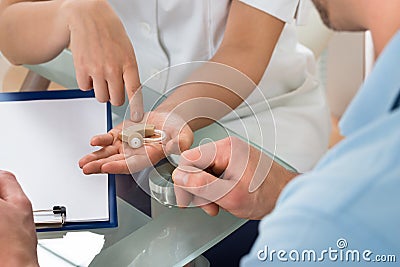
[239,0,311,25]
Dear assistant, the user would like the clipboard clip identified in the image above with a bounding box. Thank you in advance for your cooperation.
[34,206,67,229]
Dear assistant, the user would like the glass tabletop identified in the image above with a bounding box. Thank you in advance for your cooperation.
[26,51,296,267]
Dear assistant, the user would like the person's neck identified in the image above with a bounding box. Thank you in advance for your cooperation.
[370,27,400,58]
[368,6,400,57]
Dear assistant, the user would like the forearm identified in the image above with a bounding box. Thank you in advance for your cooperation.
[156,43,278,131]
[155,0,284,131]
[0,0,70,65]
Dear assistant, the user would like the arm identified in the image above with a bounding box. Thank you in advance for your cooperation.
[0,0,70,65]
[0,0,143,119]
[155,0,285,131]
[79,1,286,174]
[0,171,38,267]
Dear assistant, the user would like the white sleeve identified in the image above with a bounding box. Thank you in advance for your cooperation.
[239,0,312,25]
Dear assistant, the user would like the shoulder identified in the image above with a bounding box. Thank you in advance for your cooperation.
[239,0,307,23]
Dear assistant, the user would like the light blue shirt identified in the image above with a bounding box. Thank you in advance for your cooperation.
[241,31,400,266]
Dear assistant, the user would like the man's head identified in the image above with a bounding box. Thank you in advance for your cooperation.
[311,0,369,31]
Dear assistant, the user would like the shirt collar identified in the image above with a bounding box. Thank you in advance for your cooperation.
[339,31,400,136]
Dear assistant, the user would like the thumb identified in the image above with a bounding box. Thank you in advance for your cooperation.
[165,133,192,156]
[172,167,233,204]
[0,171,30,207]
[165,136,181,155]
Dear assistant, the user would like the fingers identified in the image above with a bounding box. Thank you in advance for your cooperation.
[82,154,125,174]
[92,77,110,103]
[102,153,157,174]
[130,88,144,122]
[68,2,140,109]
[90,133,115,147]
[122,152,161,174]
[79,145,120,169]
[107,71,125,106]
[165,136,181,155]
[174,180,220,216]
[174,183,193,207]
[178,140,227,173]
[76,68,93,91]
[81,151,157,175]
[0,171,31,209]
[101,159,130,174]
[165,132,193,156]
[84,153,155,175]
[192,197,220,216]
[124,65,143,122]
[75,62,136,108]
[172,168,235,205]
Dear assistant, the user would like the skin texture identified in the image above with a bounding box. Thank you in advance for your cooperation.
[172,137,297,219]
[311,0,400,56]
[0,0,143,121]
[79,1,296,189]
[311,0,365,31]
[155,0,285,131]
[1,0,399,264]
[167,0,400,219]
[0,171,38,267]
[79,1,308,220]
[79,111,193,174]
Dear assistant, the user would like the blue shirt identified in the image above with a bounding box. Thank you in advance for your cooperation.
[241,31,400,266]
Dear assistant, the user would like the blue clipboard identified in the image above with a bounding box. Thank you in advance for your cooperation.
[0,90,117,232]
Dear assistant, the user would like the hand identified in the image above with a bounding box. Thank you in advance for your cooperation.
[172,137,297,220]
[61,0,143,121]
[0,171,38,267]
[79,111,194,174]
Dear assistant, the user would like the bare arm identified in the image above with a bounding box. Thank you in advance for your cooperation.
[0,0,143,119]
[79,0,288,175]
[156,0,285,130]
[0,0,71,65]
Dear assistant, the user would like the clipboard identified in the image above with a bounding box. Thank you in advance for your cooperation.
[0,90,117,232]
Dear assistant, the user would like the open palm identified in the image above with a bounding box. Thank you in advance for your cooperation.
[79,111,194,174]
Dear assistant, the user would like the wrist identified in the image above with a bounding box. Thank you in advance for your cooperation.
[154,105,209,132]
[251,159,298,220]
[59,0,80,31]
[58,0,85,47]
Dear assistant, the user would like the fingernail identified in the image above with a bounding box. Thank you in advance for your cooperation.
[132,111,143,122]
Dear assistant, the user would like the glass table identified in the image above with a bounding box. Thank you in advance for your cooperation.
[24,51,296,266]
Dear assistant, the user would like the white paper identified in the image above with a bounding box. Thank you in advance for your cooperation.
[38,232,105,266]
[37,245,75,267]
[0,97,109,222]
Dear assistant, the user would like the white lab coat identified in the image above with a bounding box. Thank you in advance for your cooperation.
[108,0,330,172]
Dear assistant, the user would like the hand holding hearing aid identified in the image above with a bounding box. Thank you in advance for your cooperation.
[79,111,194,174]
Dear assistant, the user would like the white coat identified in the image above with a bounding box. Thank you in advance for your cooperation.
[108,0,330,172]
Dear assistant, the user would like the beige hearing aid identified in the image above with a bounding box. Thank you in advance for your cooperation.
[118,124,166,149]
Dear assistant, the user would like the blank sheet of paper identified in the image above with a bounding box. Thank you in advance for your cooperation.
[0,97,109,222]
